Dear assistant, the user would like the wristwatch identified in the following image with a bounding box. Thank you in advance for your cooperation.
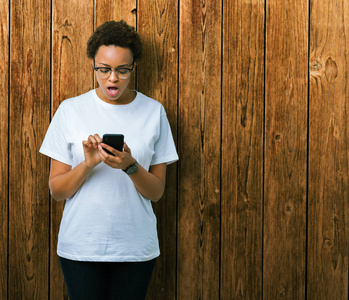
[123,160,138,175]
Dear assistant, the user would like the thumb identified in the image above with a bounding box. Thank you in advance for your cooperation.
[123,142,131,153]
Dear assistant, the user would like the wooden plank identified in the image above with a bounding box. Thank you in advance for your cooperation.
[177,0,221,298]
[95,0,136,27]
[308,0,349,298]
[0,0,9,298]
[9,0,51,298]
[221,0,264,298]
[95,0,137,90]
[263,0,308,298]
[136,1,178,299]
[51,0,94,298]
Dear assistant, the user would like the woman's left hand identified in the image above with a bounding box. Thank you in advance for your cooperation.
[98,142,135,170]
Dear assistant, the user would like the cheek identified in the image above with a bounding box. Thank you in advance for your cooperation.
[122,77,131,85]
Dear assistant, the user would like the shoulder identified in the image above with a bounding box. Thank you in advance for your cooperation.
[136,92,166,115]
[57,90,94,112]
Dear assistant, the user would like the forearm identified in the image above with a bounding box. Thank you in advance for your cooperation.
[129,164,165,202]
[49,161,92,201]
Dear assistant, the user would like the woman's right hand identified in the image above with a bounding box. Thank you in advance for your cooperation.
[82,134,103,168]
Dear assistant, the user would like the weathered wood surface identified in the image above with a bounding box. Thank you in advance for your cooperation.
[178,0,221,299]
[0,1,9,299]
[2,0,349,299]
[137,1,178,299]
[264,0,308,298]
[308,0,349,299]
[221,0,265,299]
[9,0,51,298]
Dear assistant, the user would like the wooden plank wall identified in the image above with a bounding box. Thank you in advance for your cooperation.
[1,0,348,299]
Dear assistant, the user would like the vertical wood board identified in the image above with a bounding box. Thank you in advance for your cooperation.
[9,0,51,298]
[178,0,222,298]
[308,0,349,298]
[221,0,265,298]
[264,0,308,298]
[0,0,9,298]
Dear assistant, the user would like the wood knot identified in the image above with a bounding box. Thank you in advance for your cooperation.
[310,56,338,82]
[284,203,293,214]
[310,57,323,73]
[323,238,332,249]
[324,57,338,82]
[26,49,33,69]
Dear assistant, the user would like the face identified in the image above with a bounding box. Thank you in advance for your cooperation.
[93,45,135,105]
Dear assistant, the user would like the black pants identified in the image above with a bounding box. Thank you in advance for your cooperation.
[59,256,156,300]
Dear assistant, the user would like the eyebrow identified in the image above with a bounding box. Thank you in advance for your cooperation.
[98,62,133,68]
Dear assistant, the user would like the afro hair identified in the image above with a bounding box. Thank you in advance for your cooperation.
[87,20,142,62]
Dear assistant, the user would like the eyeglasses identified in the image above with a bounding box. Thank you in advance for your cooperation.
[93,60,134,79]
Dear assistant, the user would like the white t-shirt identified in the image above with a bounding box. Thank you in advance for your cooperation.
[40,89,178,262]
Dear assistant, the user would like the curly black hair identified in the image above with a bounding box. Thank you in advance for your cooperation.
[86,20,142,61]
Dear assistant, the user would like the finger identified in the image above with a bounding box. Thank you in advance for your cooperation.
[98,146,108,159]
[98,146,120,168]
[87,135,99,148]
[82,140,92,148]
[99,144,116,157]
[100,143,122,156]
[98,144,108,156]
[94,134,103,143]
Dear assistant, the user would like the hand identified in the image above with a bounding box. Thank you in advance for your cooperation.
[98,142,135,170]
[82,134,103,168]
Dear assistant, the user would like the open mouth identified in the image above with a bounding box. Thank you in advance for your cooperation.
[107,87,119,96]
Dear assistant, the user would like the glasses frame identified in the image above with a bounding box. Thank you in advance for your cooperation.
[93,59,135,79]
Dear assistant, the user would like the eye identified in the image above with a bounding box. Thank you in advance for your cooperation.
[117,68,129,74]
[99,68,111,74]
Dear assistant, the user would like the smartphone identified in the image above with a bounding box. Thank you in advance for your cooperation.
[102,134,124,155]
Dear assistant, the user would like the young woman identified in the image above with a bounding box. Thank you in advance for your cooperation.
[40,20,178,299]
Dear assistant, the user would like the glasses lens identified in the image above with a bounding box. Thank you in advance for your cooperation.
[97,68,111,79]
[117,73,130,79]
[97,68,131,79]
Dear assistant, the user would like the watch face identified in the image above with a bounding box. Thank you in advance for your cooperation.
[126,160,138,175]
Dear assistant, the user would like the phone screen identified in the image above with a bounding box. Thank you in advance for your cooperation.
[102,134,124,155]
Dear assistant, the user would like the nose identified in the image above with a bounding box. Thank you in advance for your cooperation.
[108,70,119,82]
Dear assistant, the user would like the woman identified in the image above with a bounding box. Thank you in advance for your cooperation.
[40,20,178,299]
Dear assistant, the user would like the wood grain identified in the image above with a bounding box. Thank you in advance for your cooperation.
[308,0,349,298]
[0,0,9,298]
[178,0,221,298]
[2,1,349,299]
[221,0,264,298]
[95,0,136,29]
[263,0,308,298]
[9,0,51,298]
[137,1,178,299]
[51,0,94,298]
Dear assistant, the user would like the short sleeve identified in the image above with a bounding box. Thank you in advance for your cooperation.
[150,112,179,166]
[39,104,73,165]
